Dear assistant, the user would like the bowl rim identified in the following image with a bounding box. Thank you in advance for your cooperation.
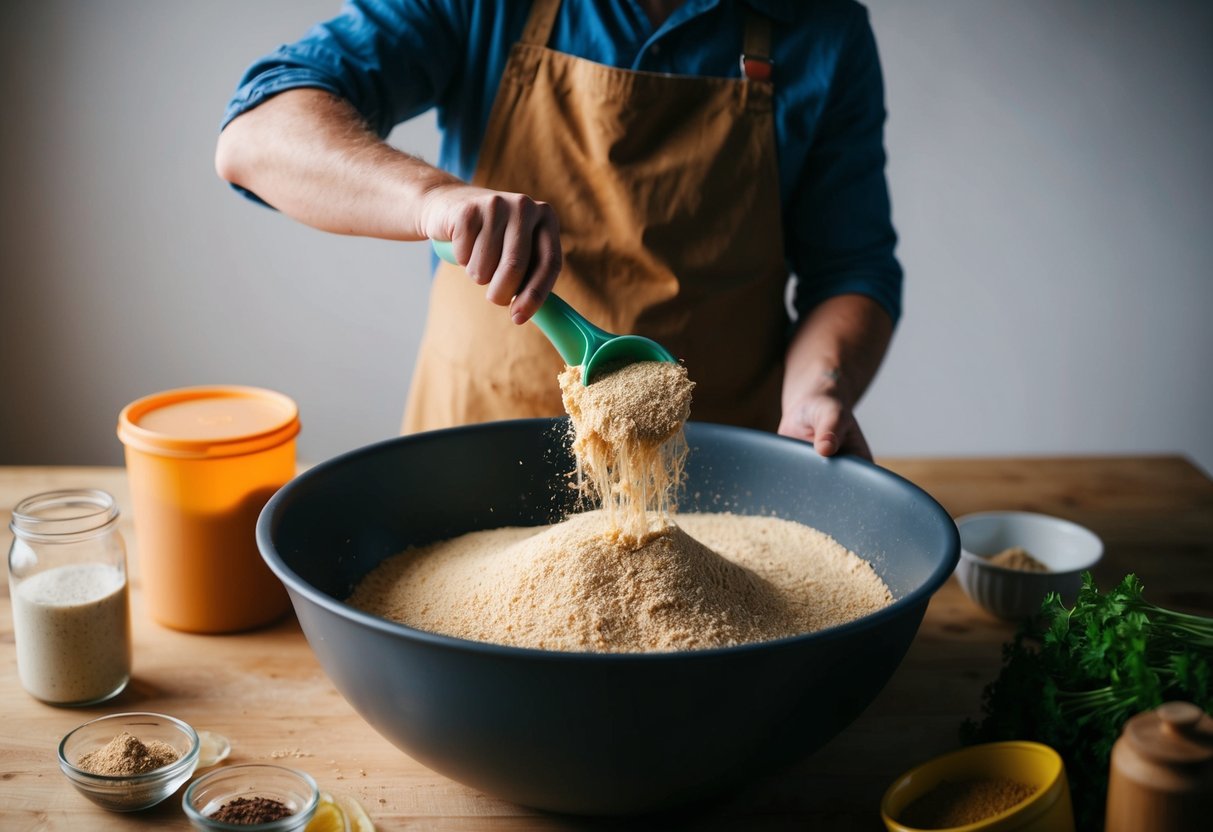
[955,510,1104,575]
[257,418,961,662]
[58,711,200,784]
[879,740,1067,831]
[181,762,320,829]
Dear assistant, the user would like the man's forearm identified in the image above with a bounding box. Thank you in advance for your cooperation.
[215,88,454,240]
[215,88,563,322]
[782,293,895,413]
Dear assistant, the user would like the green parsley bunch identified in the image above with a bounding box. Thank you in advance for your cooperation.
[962,573,1213,830]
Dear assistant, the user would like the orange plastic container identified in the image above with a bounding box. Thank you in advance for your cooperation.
[117,386,300,633]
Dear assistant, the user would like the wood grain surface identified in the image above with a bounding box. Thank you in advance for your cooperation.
[1,458,1210,831]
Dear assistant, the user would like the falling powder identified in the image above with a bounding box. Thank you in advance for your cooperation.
[559,362,693,546]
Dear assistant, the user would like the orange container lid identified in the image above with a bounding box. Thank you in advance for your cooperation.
[117,386,300,459]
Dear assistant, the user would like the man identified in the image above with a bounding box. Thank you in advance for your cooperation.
[216,0,901,459]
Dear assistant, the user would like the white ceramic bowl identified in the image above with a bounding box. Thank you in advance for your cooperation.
[954,511,1103,620]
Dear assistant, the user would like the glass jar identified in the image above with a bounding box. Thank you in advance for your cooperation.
[7,489,131,705]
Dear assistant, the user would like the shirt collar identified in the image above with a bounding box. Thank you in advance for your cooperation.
[660,0,797,38]
[740,0,796,23]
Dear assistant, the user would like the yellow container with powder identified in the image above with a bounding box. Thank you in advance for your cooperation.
[881,741,1074,831]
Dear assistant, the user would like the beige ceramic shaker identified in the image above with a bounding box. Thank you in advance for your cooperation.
[1105,701,1213,831]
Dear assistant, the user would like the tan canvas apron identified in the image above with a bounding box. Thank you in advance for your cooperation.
[403,0,789,433]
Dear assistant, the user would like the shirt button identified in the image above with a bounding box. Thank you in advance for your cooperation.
[650,43,661,56]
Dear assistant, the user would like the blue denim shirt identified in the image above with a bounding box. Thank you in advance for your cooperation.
[225,0,902,322]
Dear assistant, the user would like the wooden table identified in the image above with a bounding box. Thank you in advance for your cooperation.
[2,458,1210,831]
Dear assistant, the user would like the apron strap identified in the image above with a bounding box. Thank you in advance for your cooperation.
[520,0,562,47]
[741,11,774,83]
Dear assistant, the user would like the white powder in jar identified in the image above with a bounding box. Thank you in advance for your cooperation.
[11,563,131,703]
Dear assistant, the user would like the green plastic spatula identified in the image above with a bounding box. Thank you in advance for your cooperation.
[432,240,676,384]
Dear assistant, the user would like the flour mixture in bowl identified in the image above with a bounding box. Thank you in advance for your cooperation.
[349,360,892,653]
[349,510,891,652]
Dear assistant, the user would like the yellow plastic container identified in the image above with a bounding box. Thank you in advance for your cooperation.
[117,386,300,633]
[881,741,1075,832]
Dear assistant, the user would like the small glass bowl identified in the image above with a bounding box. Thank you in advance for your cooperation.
[183,764,320,831]
[58,711,201,811]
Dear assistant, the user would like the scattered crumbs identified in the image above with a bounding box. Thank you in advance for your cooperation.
[269,748,314,760]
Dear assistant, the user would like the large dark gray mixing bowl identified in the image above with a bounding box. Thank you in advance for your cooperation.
[257,419,957,815]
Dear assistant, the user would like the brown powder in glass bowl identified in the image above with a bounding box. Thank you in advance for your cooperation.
[76,731,180,776]
[209,796,293,824]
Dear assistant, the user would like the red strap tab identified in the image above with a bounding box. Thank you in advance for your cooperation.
[741,55,773,82]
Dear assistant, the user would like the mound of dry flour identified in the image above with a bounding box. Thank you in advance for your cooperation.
[349,510,891,653]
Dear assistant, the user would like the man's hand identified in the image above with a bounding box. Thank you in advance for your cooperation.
[780,293,894,462]
[419,184,562,324]
[778,387,872,460]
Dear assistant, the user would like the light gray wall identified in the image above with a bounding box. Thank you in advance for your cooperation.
[1,1,1210,472]
[862,0,1213,470]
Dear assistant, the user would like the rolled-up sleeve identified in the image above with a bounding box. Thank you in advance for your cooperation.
[222,0,464,137]
[788,8,902,325]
